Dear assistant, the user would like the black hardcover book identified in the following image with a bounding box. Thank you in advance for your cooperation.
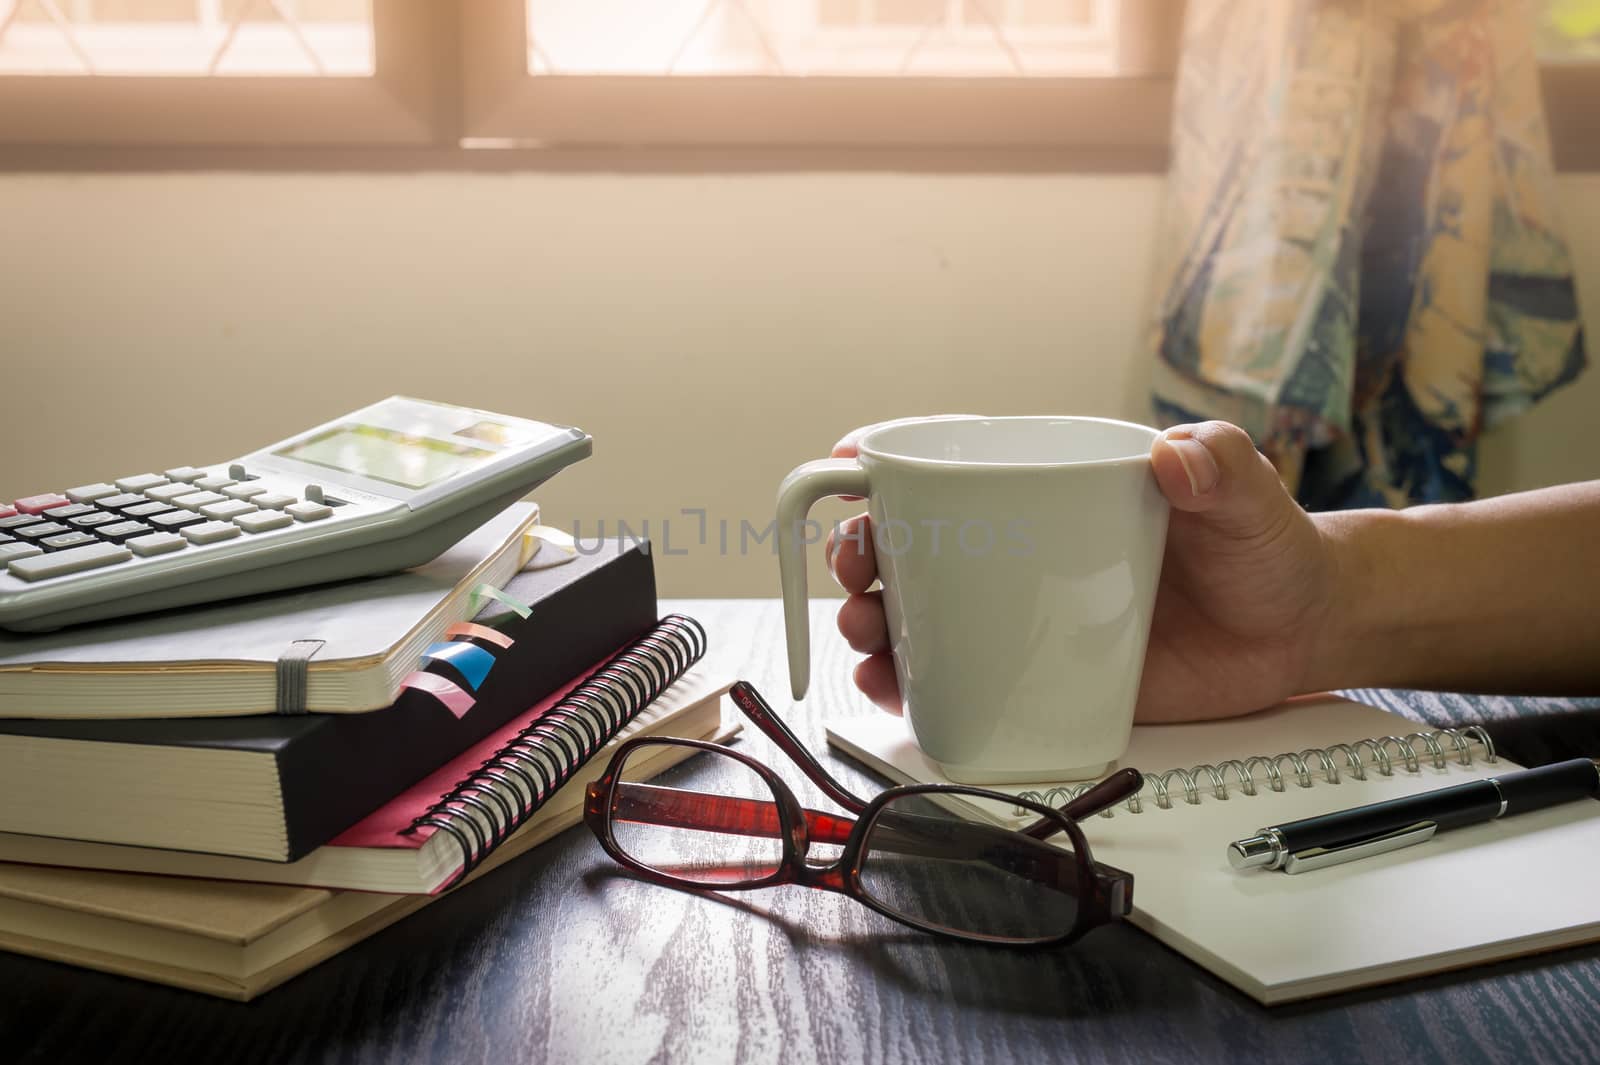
[0,540,656,862]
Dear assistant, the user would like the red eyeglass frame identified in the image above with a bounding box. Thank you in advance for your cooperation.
[584,680,1143,946]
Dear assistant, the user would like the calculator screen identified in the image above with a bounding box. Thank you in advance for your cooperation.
[273,424,497,490]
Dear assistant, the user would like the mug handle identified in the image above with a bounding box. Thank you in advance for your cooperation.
[777,458,871,699]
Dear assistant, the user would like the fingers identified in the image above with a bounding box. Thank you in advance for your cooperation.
[852,654,903,714]
[831,429,867,460]
[1150,422,1300,539]
[825,513,877,593]
[836,591,890,654]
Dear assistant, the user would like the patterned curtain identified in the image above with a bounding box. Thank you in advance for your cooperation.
[1150,0,1586,508]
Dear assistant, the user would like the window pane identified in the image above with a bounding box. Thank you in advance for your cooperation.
[526,0,1122,76]
[1540,0,1600,60]
[0,0,374,76]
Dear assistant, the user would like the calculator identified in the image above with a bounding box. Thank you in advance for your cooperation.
[0,397,591,632]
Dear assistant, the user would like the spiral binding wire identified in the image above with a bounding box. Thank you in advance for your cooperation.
[1014,725,1497,818]
[404,613,707,887]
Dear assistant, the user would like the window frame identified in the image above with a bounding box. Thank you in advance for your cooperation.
[0,1,1595,172]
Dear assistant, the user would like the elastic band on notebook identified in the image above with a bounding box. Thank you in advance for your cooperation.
[421,641,497,692]
[470,582,532,620]
[445,622,515,649]
[274,639,325,715]
[401,670,476,719]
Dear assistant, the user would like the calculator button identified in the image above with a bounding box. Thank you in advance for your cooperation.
[222,483,268,500]
[96,493,148,511]
[8,541,132,581]
[42,531,98,550]
[0,543,43,564]
[0,505,14,520]
[0,533,10,543]
[286,501,333,522]
[164,466,207,483]
[144,483,198,504]
[252,493,297,510]
[200,499,257,521]
[96,520,153,543]
[16,522,70,541]
[65,483,119,504]
[0,514,43,531]
[150,510,204,530]
[123,501,175,519]
[183,521,241,545]
[235,510,292,533]
[193,474,236,491]
[174,491,227,511]
[69,511,121,530]
[14,493,70,515]
[42,504,94,521]
[114,475,168,493]
[127,532,186,557]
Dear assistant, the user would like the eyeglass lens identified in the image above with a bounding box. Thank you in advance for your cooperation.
[857,791,1082,942]
[608,742,786,886]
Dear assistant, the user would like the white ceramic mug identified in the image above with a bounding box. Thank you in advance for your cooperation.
[777,416,1170,783]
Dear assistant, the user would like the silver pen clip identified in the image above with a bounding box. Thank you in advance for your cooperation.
[1281,821,1437,874]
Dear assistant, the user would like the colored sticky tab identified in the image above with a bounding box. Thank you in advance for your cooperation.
[523,524,579,571]
[421,641,496,692]
[470,582,532,619]
[445,622,514,649]
[401,670,476,719]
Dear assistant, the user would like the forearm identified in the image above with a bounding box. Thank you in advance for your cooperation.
[1310,482,1600,695]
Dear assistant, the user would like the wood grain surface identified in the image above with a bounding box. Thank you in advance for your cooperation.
[5,599,1600,1065]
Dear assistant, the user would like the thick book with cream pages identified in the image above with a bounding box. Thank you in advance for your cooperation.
[827,695,1600,1005]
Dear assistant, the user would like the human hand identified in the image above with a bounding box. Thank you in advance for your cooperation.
[824,421,1341,723]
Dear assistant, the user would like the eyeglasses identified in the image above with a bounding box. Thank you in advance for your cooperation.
[584,681,1143,946]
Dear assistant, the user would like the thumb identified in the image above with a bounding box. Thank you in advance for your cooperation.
[1150,422,1298,538]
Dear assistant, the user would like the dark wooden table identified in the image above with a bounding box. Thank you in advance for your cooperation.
[6,600,1600,1065]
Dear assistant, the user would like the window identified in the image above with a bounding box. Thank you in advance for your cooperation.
[524,0,1124,76]
[1537,0,1600,170]
[462,0,1178,150]
[0,0,442,144]
[0,0,374,76]
[0,1,1594,168]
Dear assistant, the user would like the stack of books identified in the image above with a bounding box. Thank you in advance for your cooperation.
[0,503,732,1000]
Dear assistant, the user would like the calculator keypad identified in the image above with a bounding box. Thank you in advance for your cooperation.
[6,468,324,582]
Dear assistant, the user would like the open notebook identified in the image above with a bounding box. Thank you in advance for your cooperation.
[828,695,1600,1005]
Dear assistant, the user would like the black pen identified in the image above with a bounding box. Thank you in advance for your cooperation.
[1228,757,1600,873]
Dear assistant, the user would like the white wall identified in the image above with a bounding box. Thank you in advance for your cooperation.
[3,170,1597,596]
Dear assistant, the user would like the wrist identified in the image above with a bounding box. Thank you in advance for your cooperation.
[1304,507,1406,692]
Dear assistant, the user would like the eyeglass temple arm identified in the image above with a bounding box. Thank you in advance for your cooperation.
[1020,768,1144,839]
[613,782,1071,872]
[728,681,870,815]
[612,782,857,845]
